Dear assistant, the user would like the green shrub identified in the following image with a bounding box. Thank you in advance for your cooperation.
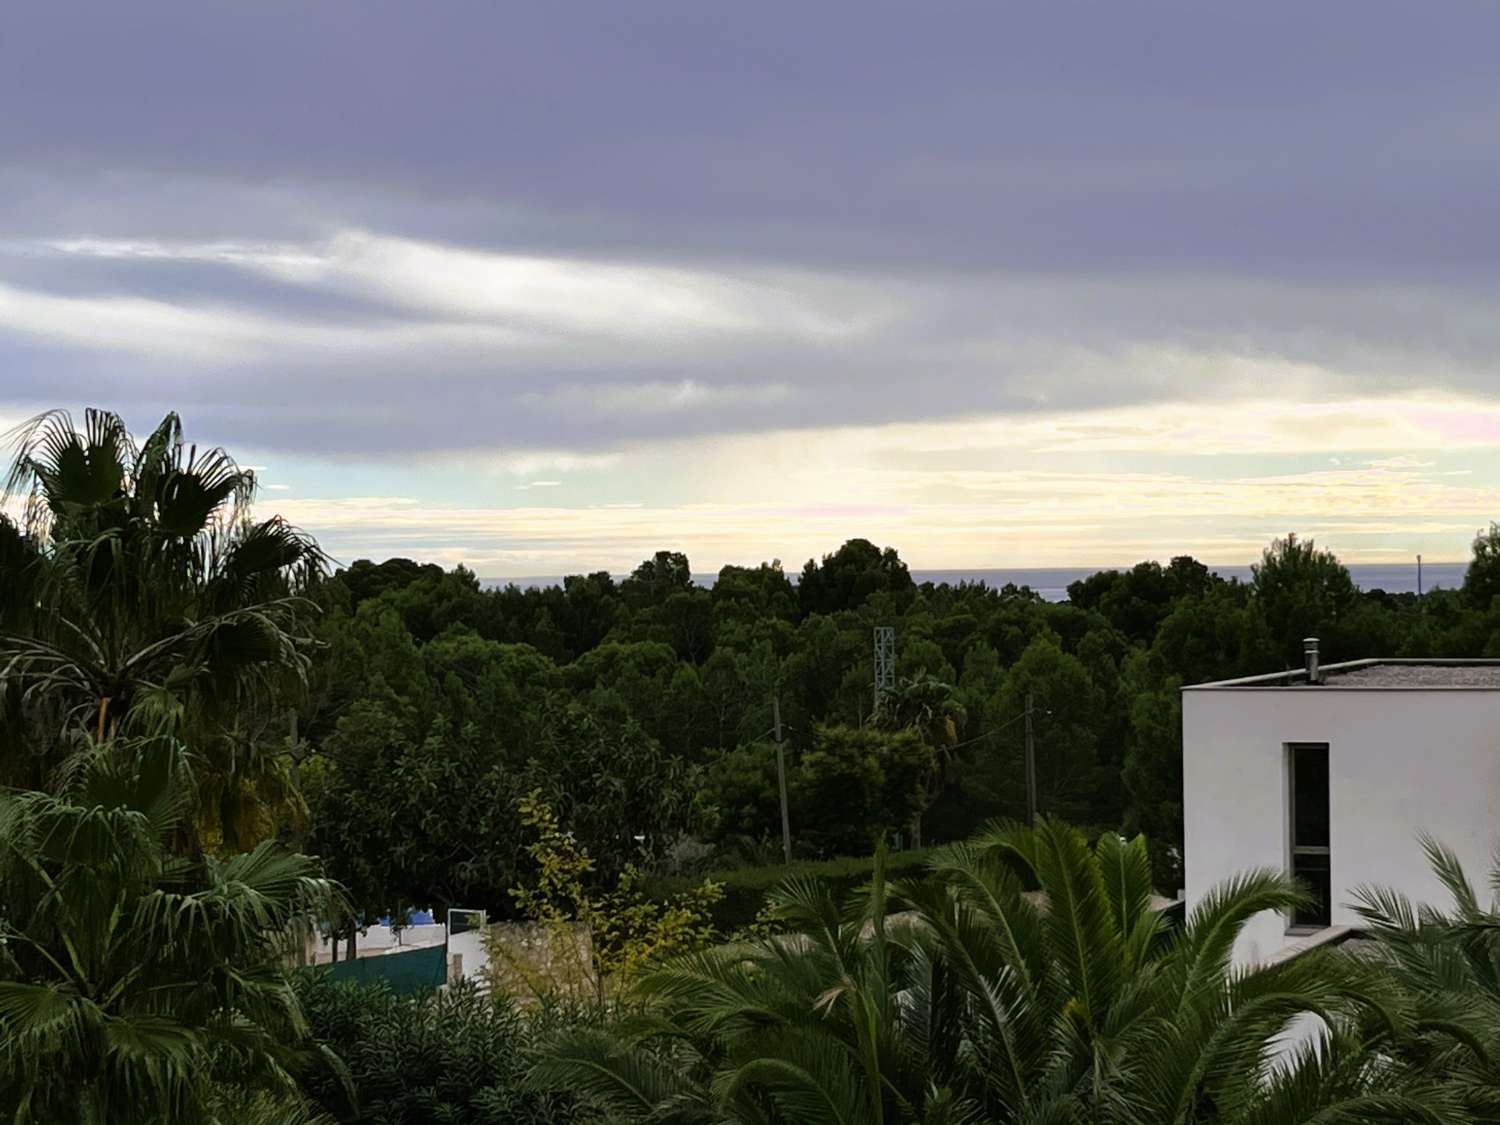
[645,849,935,931]
[793,725,934,855]
[295,975,592,1124]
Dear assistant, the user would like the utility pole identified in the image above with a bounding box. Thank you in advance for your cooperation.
[1417,554,1424,598]
[1024,692,1038,829]
[288,710,301,785]
[773,694,792,865]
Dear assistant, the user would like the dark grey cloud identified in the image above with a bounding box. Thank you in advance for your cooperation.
[2,1,1499,462]
[5,2,1499,274]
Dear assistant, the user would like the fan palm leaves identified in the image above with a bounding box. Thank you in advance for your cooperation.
[877,672,967,844]
[878,671,967,784]
[537,820,1467,1124]
[0,735,345,1123]
[0,408,327,848]
[537,849,947,1125]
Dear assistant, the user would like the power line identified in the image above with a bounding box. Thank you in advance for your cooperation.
[943,704,1051,754]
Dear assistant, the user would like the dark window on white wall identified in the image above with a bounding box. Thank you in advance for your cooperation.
[1289,743,1331,929]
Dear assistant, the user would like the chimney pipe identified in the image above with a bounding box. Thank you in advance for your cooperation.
[1303,637,1321,684]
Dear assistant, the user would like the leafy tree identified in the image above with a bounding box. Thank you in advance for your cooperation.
[526,606,568,663]
[564,640,687,750]
[317,600,435,740]
[924,608,982,675]
[792,724,932,854]
[0,737,342,1123]
[1152,581,1274,685]
[783,613,865,728]
[798,538,914,615]
[0,409,326,849]
[892,636,954,684]
[968,635,1107,825]
[620,550,694,609]
[378,564,482,645]
[1075,620,1127,717]
[704,741,785,845]
[1165,553,1216,597]
[501,791,721,998]
[522,701,718,876]
[538,821,1452,1124]
[1252,532,1357,665]
[307,694,713,920]
[1067,557,1222,646]
[958,639,1004,703]
[1463,522,1500,609]
[305,700,524,920]
[1119,648,1185,889]
[337,557,445,609]
[1412,586,1497,658]
[659,588,717,663]
[711,560,798,624]
[559,570,620,655]
[698,641,777,752]
[1069,562,1169,644]
[422,630,562,748]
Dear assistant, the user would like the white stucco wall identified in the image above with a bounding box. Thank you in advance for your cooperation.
[1183,686,1500,966]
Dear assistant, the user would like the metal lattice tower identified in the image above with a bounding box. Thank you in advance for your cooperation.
[873,626,896,712]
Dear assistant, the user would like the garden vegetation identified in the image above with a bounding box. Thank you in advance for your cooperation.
[8,408,1500,1122]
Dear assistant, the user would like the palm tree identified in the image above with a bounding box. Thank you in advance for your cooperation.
[535,848,957,1124]
[1350,836,1500,1117]
[537,820,1464,1123]
[0,735,344,1123]
[877,671,967,846]
[0,408,327,848]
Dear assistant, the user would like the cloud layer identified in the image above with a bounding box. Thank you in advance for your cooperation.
[2,2,1498,570]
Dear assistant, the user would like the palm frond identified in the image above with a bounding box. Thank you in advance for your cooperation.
[1176,869,1305,1011]
[1,408,326,847]
[1229,1021,1469,1125]
[1096,831,1161,973]
[0,736,337,1118]
[1420,833,1482,918]
[1027,818,1122,1026]
[530,1026,713,1121]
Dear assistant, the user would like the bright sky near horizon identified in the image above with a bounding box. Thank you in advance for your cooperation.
[3,3,1500,574]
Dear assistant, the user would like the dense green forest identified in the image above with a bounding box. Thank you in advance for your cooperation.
[9,406,1500,923]
[299,525,1500,916]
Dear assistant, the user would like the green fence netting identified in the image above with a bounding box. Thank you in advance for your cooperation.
[322,942,446,995]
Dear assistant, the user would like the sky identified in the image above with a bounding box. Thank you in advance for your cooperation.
[3,1,1500,575]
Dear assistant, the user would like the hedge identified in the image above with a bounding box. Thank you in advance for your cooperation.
[294,975,592,1124]
[646,849,936,932]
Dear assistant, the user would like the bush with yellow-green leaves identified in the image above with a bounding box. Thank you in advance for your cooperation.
[485,790,722,1002]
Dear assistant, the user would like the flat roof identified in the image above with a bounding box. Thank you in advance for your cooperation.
[1183,658,1500,691]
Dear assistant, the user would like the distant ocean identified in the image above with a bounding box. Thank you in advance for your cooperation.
[484,562,1467,603]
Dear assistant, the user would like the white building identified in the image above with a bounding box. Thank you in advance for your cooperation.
[1182,642,1500,966]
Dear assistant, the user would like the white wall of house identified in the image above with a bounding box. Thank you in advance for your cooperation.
[1183,686,1500,966]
